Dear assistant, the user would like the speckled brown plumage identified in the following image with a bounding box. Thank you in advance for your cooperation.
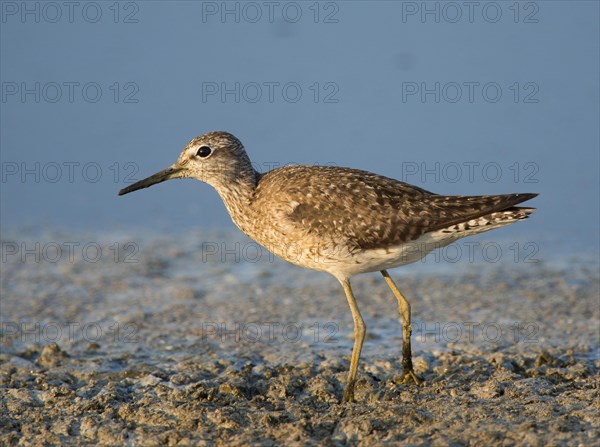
[118,131,538,402]
[251,165,536,251]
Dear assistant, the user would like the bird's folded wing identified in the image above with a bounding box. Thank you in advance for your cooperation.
[264,166,537,251]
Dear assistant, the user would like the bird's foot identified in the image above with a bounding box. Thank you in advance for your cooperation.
[400,368,423,386]
[342,379,356,403]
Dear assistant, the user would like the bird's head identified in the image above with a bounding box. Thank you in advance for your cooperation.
[118,131,253,196]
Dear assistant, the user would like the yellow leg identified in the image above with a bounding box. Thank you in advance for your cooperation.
[338,277,366,403]
[381,270,422,385]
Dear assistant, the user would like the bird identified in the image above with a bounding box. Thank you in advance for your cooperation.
[118,131,537,402]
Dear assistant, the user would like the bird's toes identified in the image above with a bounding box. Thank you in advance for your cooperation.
[401,369,424,386]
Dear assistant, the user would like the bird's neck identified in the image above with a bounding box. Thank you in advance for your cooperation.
[213,167,261,234]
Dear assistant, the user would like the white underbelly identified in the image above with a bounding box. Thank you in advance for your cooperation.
[326,231,460,277]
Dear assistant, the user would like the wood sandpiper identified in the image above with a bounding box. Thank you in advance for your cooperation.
[118,131,537,402]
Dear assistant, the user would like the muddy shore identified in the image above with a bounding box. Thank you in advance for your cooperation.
[1,230,598,445]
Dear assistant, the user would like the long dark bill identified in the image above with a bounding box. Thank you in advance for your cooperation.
[118,165,183,196]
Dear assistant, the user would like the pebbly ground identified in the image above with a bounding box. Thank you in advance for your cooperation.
[1,229,598,446]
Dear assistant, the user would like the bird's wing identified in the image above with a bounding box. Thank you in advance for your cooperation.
[258,166,536,250]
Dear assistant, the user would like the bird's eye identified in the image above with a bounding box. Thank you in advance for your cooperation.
[196,146,212,158]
